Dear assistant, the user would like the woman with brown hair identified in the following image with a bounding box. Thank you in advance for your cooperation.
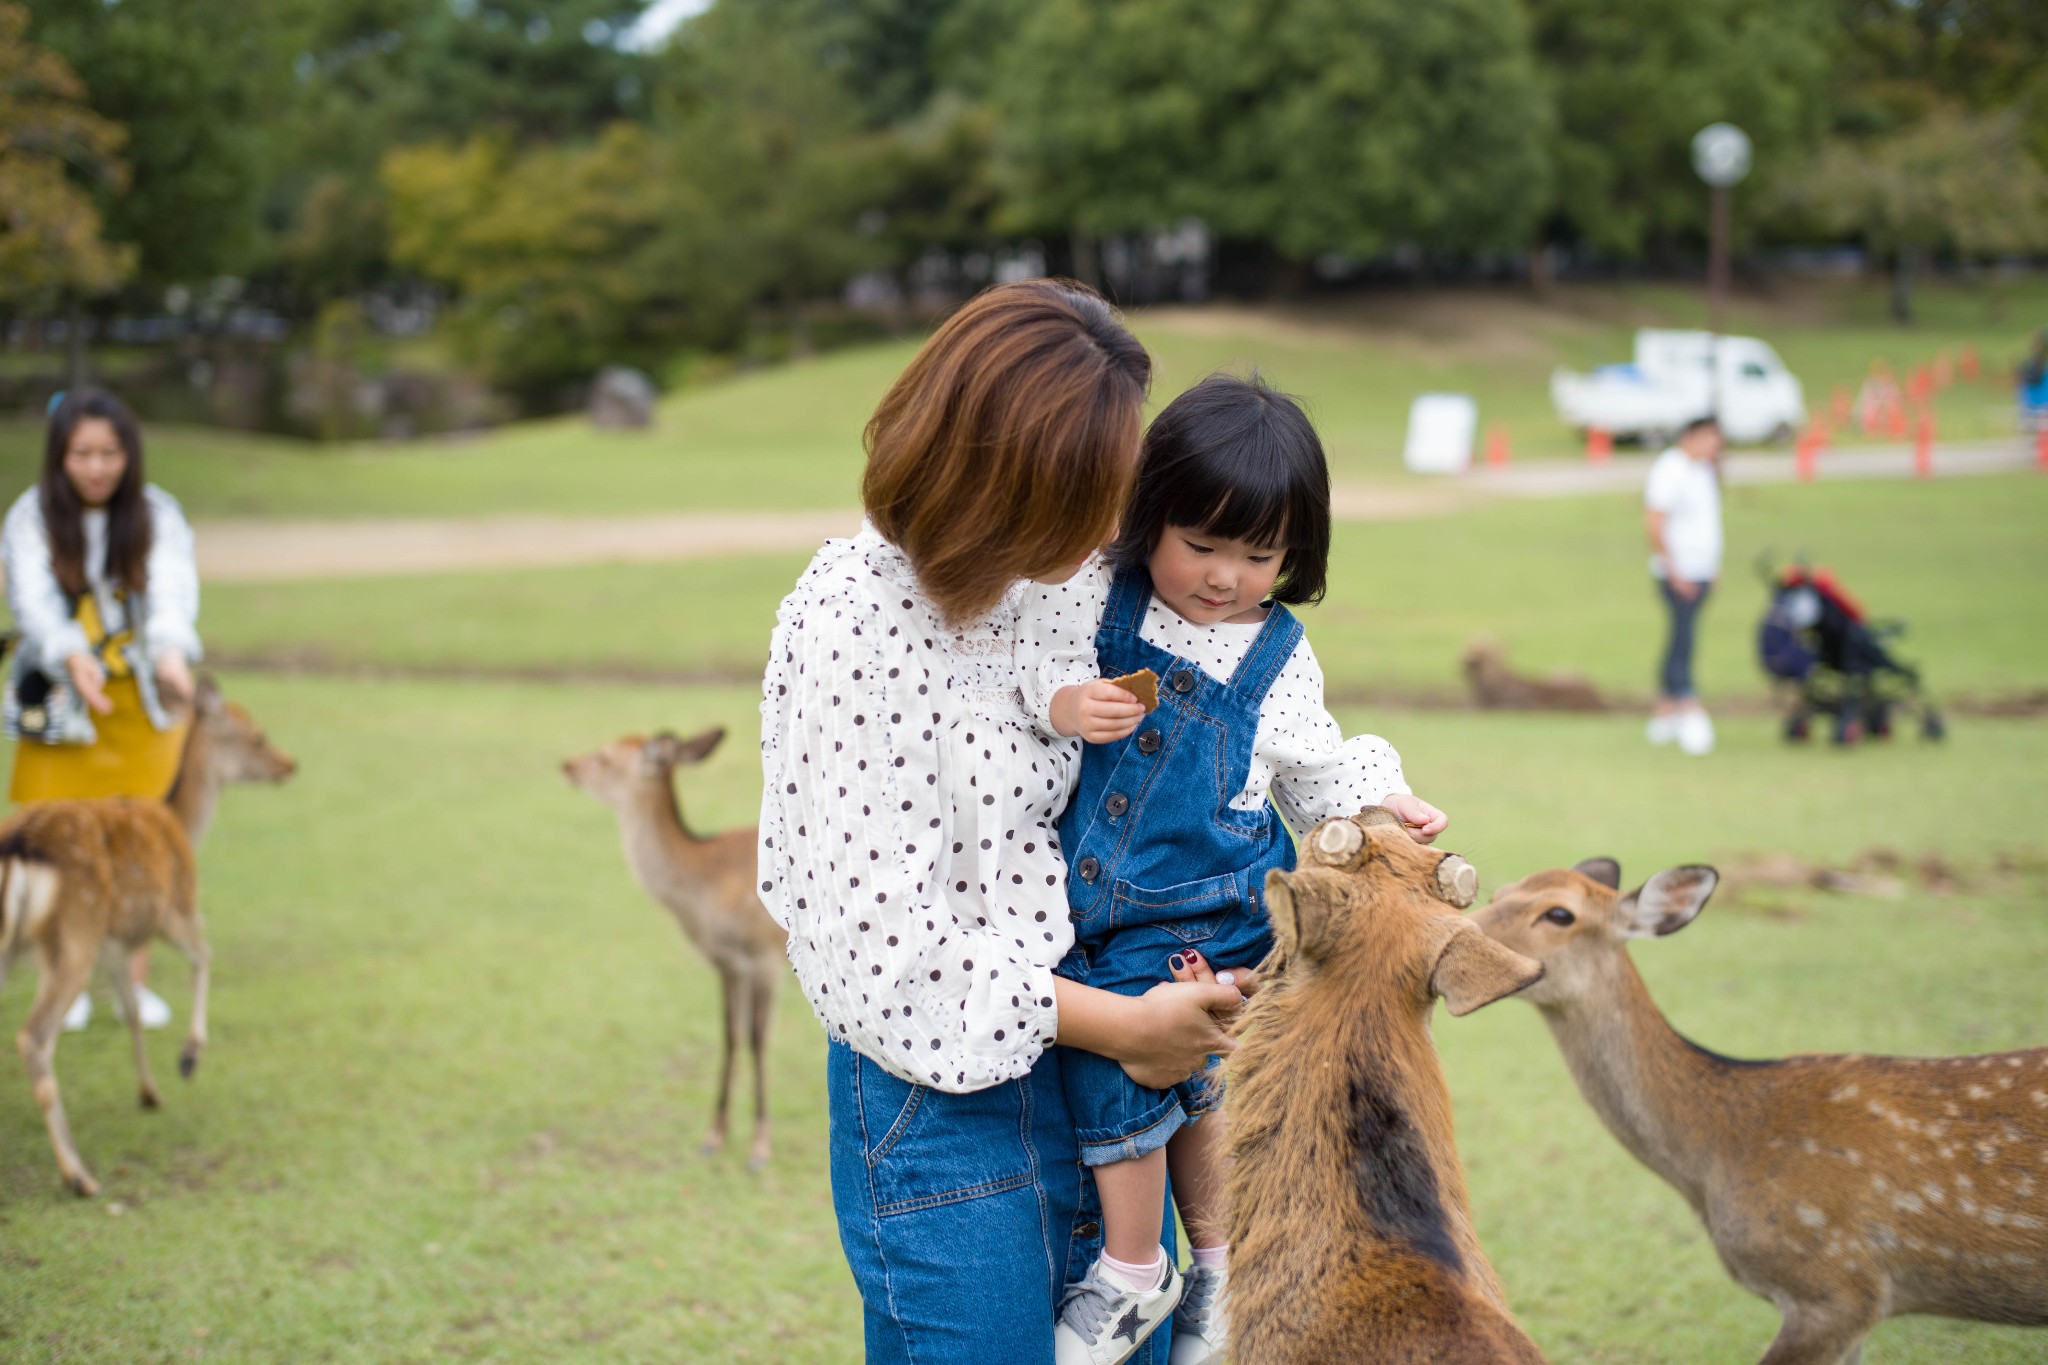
[4,388,202,1031]
[758,281,1246,1364]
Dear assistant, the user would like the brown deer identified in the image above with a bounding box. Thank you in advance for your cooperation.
[1226,808,1550,1364]
[2,676,295,1195]
[562,727,786,1169]
[1461,638,1604,712]
[1474,860,2048,1364]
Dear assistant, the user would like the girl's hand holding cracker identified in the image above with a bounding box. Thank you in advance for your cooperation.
[1381,791,1449,844]
[1050,679,1148,744]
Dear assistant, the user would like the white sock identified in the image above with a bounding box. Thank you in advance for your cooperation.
[1190,1244,1228,1270]
[1099,1247,1166,1294]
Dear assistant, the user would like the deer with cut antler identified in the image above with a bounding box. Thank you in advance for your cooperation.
[2,676,295,1196]
[1226,808,1550,1364]
[563,728,787,1169]
[1475,859,2048,1365]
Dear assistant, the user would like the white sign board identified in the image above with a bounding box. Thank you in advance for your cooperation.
[1402,393,1477,474]
[1691,123,1752,188]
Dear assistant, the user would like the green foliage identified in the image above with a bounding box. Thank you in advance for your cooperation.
[27,0,287,288]
[992,0,1553,258]
[1784,107,2048,263]
[383,124,686,393]
[1525,0,1835,256]
[0,3,134,302]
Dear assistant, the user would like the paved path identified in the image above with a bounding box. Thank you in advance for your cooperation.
[188,438,2037,584]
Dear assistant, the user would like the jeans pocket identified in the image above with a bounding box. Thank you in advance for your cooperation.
[857,1058,1037,1218]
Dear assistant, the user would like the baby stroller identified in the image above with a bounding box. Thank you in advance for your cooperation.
[1756,558,1944,745]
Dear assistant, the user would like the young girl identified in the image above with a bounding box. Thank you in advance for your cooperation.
[1018,374,1448,1365]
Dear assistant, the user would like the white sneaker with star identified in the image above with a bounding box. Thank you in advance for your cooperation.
[1055,1251,1183,1365]
[1169,1261,1228,1364]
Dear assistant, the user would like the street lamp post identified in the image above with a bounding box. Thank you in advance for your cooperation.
[1691,122,1752,335]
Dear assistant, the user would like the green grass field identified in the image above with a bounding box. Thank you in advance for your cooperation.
[2,677,2043,1363]
[4,277,2042,519]
[3,286,2047,1362]
[200,474,2048,704]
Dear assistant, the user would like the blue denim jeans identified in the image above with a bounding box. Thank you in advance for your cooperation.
[1656,576,1714,699]
[827,1041,1174,1364]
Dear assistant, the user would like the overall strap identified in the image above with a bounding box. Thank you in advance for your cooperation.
[1100,564,1154,637]
[1232,603,1305,702]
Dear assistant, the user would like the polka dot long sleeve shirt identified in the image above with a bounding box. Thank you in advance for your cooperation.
[758,526,1082,1093]
[1017,557,1411,837]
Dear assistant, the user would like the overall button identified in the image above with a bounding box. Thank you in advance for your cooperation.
[1171,670,1195,694]
[1105,793,1129,817]
[1077,856,1100,883]
[1136,730,1162,755]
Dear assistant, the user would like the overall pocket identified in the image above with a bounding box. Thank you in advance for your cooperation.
[1110,870,1243,937]
[856,1057,1037,1218]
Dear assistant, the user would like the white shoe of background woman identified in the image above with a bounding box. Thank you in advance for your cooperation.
[1677,707,1715,756]
[1645,712,1678,746]
[63,992,92,1032]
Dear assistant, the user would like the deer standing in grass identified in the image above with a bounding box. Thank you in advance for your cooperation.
[1475,860,2048,1364]
[2,676,295,1195]
[1226,809,1549,1364]
[563,727,786,1169]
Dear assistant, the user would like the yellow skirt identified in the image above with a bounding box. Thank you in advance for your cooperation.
[9,675,191,802]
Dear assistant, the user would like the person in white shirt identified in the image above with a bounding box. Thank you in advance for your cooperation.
[1643,415,1724,755]
[758,280,1245,1365]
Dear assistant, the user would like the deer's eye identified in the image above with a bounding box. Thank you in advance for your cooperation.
[1540,906,1576,927]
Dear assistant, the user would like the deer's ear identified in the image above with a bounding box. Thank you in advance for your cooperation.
[1618,865,1718,938]
[193,673,225,721]
[1432,922,1543,1016]
[1265,869,1325,961]
[674,726,726,765]
[1572,857,1622,890]
[642,731,684,767]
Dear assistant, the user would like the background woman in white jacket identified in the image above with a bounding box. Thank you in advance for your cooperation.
[5,388,203,1029]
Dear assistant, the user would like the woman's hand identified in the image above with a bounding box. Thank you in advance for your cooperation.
[1054,976,1243,1090]
[1668,575,1700,602]
[65,652,113,716]
[1167,947,1263,1000]
[1049,680,1147,744]
[1381,792,1449,844]
[155,650,194,706]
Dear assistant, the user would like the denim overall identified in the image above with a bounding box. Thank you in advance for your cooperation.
[1054,566,1302,1165]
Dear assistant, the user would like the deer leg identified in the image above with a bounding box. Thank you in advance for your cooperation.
[110,965,163,1109]
[745,968,773,1171]
[19,949,100,1196]
[700,971,740,1156]
[1758,1302,1878,1365]
[158,911,209,1079]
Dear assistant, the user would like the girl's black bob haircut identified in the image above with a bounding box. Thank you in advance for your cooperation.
[1109,372,1330,606]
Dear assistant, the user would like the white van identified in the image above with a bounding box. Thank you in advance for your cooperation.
[1550,329,1807,445]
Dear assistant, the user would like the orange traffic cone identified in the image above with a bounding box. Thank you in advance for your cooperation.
[1585,427,1613,463]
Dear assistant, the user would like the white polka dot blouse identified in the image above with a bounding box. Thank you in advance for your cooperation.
[1016,556,1411,834]
[758,524,1080,1093]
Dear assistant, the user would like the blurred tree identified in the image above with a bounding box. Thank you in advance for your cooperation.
[269,0,656,307]
[991,0,1553,284]
[27,0,288,289]
[0,4,134,303]
[1778,107,2048,322]
[383,124,684,395]
[1834,0,2048,152]
[1524,0,1834,263]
